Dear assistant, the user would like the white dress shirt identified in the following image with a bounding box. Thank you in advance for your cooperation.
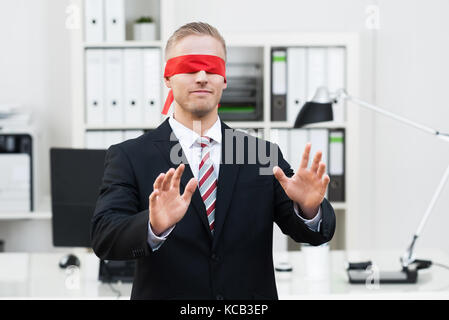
[147,115,322,251]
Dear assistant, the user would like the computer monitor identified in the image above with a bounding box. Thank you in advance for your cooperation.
[50,148,106,247]
[50,148,135,283]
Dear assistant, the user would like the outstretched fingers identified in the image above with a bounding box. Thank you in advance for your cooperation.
[310,151,322,173]
[300,143,311,170]
[317,161,326,179]
[171,164,185,190]
[161,168,175,191]
[149,189,160,210]
[273,166,288,190]
[182,177,198,202]
[322,174,330,189]
[153,172,166,191]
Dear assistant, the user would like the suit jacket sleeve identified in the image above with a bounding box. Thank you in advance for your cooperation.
[91,144,152,260]
[273,143,336,246]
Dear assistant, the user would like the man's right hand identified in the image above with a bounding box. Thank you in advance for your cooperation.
[149,164,198,236]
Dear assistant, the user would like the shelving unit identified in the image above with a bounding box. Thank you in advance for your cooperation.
[0,212,52,220]
[83,41,162,48]
[0,196,52,221]
[68,0,360,251]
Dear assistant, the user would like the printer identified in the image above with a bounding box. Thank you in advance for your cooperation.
[0,105,35,212]
[0,132,34,212]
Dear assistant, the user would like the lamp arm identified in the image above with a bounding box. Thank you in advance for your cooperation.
[336,89,449,141]
[334,89,449,267]
[401,163,449,267]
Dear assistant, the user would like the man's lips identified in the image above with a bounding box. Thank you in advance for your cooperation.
[191,90,212,95]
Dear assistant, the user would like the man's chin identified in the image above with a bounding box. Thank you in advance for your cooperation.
[186,104,217,118]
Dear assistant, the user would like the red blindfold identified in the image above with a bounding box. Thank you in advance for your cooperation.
[162,54,227,115]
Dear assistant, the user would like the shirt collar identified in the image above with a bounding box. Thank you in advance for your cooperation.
[168,114,222,148]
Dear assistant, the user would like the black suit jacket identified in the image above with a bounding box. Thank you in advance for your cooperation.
[91,118,336,300]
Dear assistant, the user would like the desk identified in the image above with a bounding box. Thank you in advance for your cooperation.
[273,249,449,299]
[1,250,448,299]
[0,253,131,299]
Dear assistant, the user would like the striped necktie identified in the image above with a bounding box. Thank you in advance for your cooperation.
[197,136,217,234]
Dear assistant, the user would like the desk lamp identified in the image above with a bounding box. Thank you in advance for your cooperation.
[295,87,449,283]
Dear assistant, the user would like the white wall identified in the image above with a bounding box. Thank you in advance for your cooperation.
[172,0,370,32]
[373,0,449,252]
[0,0,73,252]
[1,0,448,256]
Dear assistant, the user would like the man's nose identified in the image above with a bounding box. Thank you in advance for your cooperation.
[195,70,208,84]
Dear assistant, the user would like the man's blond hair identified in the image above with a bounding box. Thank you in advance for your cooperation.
[165,22,227,61]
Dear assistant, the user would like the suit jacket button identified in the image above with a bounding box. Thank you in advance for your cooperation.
[211,253,220,262]
[216,294,224,300]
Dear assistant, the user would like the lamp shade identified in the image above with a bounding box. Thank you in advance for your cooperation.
[293,101,333,128]
[293,86,334,128]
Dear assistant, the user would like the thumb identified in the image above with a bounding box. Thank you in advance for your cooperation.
[273,166,289,188]
[149,189,159,211]
[181,177,197,202]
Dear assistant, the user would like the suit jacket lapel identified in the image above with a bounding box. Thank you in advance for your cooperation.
[212,121,240,250]
[151,119,213,241]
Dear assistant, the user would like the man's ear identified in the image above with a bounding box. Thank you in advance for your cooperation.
[164,77,172,89]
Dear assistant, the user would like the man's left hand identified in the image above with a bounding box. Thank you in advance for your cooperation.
[273,143,330,219]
